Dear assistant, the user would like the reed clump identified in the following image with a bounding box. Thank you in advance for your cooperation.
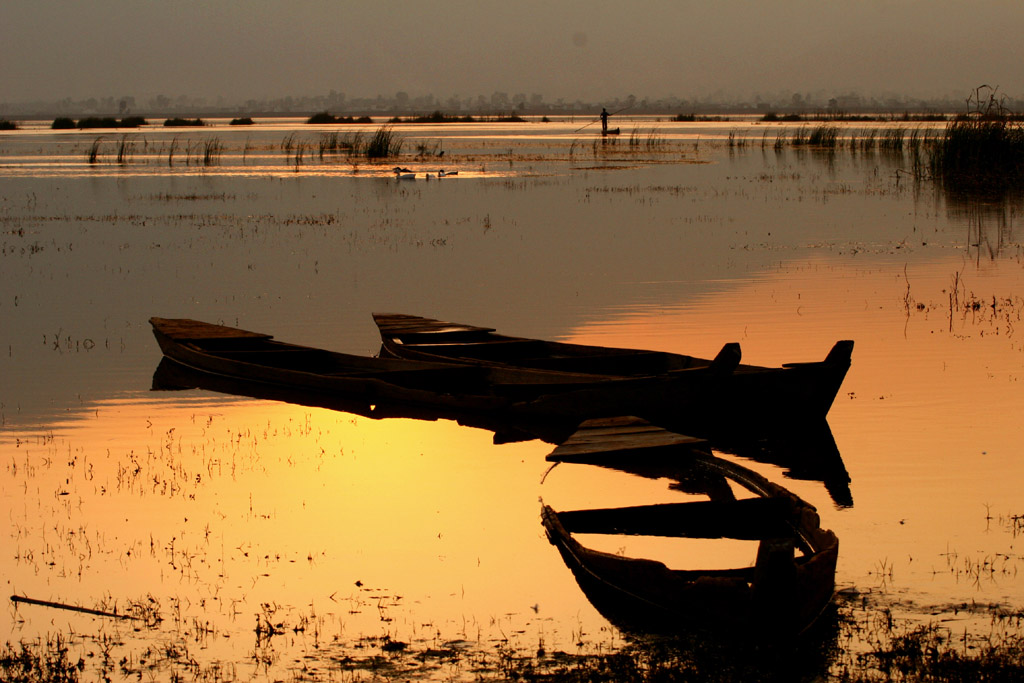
[808,124,839,147]
[164,117,205,127]
[77,117,119,129]
[202,137,224,165]
[229,117,254,126]
[364,125,403,158]
[929,86,1024,195]
[0,119,18,130]
[51,117,76,130]
[307,112,373,124]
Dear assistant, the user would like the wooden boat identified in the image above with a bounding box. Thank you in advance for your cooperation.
[149,318,652,418]
[601,127,621,135]
[541,417,839,638]
[373,313,853,430]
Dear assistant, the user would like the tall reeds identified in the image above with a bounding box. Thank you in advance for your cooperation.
[87,137,103,164]
[929,86,1024,195]
[202,137,224,166]
[364,126,402,159]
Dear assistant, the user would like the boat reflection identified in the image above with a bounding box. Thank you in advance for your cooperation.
[151,356,577,445]
[152,356,851,505]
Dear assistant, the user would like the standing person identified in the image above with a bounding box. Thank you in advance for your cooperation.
[600,108,609,134]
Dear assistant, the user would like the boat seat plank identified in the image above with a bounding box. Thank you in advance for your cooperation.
[557,498,798,541]
[372,313,496,337]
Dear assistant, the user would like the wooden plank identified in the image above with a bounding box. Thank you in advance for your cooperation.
[151,318,271,341]
[556,498,798,540]
[372,313,495,336]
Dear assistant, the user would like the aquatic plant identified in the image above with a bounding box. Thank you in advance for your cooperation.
[77,117,120,129]
[307,112,372,124]
[51,117,76,130]
[116,134,134,164]
[928,86,1024,196]
[0,635,81,683]
[364,125,402,158]
[808,124,839,147]
[86,138,103,164]
[119,116,147,128]
[229,117,254,125]
[202,137,223,166]
[167,135,179,166]
[414,139,443,158]
[163,117,204,127]
[390,111,474,124]
[0,119,18,130]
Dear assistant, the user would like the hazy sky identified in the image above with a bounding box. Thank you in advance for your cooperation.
[4,1,1023,105]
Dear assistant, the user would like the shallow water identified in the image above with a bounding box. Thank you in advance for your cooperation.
[1,118,1022,679]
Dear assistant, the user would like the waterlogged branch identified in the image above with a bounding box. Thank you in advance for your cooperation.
[11,594,134,620]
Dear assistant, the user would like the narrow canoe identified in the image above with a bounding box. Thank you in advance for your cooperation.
[373,313,853,430]
[148,317,646,416]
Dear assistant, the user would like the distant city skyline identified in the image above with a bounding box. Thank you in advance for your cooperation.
[4,1,1022,111]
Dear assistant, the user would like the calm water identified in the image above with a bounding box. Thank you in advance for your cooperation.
[1,118,1022,680]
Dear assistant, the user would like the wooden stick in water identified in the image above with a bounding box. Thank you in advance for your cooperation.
[10,594,134,620]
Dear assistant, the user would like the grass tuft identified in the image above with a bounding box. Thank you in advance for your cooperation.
[364,125,403,158]
[929,86,1024,196]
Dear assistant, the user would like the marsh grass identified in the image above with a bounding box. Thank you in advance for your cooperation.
[929,86,1024,196]
[364,125,403,159]
[414,139,443,158]
[86,138,102,164]
[229,117,254,126]
[202,137,223,166]
[51,118,75,130]
[0,119,18,131]
[808,124,839,147]
[116,135,134,164]
[167,135,179,166]
[0,636,81,683]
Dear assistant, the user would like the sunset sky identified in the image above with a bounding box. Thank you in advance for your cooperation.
[4,1,1022,104]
